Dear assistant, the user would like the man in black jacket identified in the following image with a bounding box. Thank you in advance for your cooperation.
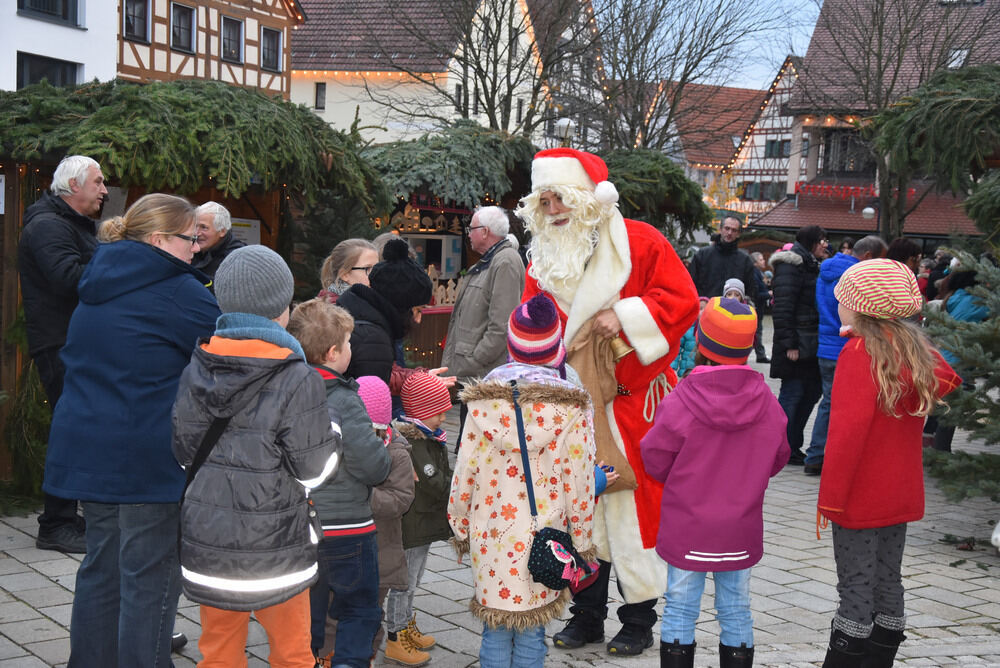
[17,155,106,553]
[192,201,246,282]
[688,216,757,300]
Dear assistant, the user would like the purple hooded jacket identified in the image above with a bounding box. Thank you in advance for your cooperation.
[640,365,790,571]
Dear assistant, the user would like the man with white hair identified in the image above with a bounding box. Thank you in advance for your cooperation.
[192,201,246,280]
[441,206,524,445]
[517,148,699,657]
[17,154,107,554]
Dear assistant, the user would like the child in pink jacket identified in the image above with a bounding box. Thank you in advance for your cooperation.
[641,297,790,668]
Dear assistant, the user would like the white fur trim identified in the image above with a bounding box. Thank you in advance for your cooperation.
[594,181,619,205]
[532,156,595,192]
[594,492,667,603]
[563,211,631,348]
[613,297,670,366]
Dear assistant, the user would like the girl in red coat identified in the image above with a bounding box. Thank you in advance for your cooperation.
[818,259,961,668]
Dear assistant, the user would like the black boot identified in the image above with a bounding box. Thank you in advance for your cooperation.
[720,642,754,667]
[822,628,866,667]
[862,624,906,668]
[552,615,604,649]
[660,640,695,668]
[608,623,654,655]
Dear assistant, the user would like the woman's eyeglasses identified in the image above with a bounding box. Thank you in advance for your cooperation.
[351,265,375,276]
[173,233,200,247]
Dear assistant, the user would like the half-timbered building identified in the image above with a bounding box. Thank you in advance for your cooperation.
[118,0,304,99]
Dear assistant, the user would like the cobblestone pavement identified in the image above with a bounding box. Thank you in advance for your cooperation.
[1,317,997,667]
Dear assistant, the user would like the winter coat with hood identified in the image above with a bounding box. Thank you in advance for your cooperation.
[448,363,597,631]
[769,242,822,380]
[641,365,789,571]
[395,420,453,549]
[372,428,416,590]
[43,240,220,503]
[336,283,405,385]
[311,366,392,527]
[688,237,757,299]
[17,192,99,356]
[441,238,525,381]
[816,252,860,361]
[172,315,342,611]
[818,336,961,529]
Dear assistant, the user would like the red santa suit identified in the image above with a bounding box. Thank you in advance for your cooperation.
[523,211,698,602]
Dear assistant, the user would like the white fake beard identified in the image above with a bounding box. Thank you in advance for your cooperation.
[527,214,600,303]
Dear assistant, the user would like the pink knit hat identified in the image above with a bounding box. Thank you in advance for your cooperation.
[356,376,392,430]
[401,373,452,421]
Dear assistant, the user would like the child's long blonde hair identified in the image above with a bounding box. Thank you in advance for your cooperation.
[850,314,944,417]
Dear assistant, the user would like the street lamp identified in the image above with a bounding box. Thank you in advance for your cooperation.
[555,117,576,147]
[861,206,876,220]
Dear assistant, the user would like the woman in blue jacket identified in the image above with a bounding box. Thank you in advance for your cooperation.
[43,193,220,667]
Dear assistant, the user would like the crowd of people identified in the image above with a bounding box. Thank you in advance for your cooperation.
[15,151,985,668]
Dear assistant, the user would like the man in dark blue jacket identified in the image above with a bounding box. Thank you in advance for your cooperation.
[17,155,106,553]
[804,235,886,475]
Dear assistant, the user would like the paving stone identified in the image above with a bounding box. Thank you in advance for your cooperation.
[26,558,79,578]
[38,603,72,627]
[0,655,49,667]
[24,637,69,666]
[0,617,67,643]
[0,601,40,624]
[0,572,53,593]
[0,635,27,660]
[14,587,74,608]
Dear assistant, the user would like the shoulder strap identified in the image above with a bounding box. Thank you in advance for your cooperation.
[181,416,231,502]
[510,381,537,517]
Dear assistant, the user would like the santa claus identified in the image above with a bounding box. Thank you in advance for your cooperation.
[517,148,699,656]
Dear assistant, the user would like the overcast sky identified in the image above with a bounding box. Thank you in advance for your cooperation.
[726,0,819,91]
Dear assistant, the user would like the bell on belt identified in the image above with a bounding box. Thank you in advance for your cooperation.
[609,335,634,361]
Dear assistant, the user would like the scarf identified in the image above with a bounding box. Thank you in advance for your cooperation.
[214,312,306,360]
[398,416,448,445]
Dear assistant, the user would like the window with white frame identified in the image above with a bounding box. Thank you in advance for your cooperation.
[221,16,243,64]
[261,27,281,71]
[17,51,78,89]
[17,0,78,26]
[171,3,195,53]
[124,0,149,42]
[947,48,969,68]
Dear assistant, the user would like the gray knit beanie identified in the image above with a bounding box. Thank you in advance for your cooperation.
[214,245,294,319]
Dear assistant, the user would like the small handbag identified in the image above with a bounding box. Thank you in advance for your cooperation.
[509,381,597,592]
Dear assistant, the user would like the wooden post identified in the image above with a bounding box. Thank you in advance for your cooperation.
[0,162,24,479]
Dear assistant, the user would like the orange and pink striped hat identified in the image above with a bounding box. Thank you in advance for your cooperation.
[834,258,922,319]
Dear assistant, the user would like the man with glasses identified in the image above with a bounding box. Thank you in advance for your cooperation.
[441,206,525,448]
[17,155,107,555]
[192,201,246,282]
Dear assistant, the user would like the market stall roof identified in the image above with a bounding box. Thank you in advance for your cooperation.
[753,177,978,237]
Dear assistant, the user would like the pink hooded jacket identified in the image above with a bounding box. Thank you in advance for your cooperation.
[640,365,790,571]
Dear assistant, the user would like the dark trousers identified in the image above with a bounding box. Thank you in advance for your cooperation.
[33,348,81,531]
[569,559,658,630]
[454,384,469,453]
[753,310,767,357]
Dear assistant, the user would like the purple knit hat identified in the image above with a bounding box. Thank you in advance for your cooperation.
[507,294,567,371]
[356,376,392,430]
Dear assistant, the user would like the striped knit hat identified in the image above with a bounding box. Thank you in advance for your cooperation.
[834,258,922,319]
[400,373,452,421]
[507,294,567,370]
[696,297,758,365]
[356,376,392,430]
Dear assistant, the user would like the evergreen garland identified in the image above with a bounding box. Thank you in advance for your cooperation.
[600,148,713,245]
[0,79,387,209]
[362,120,535,209]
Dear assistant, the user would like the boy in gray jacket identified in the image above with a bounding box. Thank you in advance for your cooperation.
[288,298,392,668]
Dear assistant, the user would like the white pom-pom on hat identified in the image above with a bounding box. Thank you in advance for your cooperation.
[594,180,619,205]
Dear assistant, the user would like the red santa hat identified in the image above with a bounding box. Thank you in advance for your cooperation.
[531,148,619,206]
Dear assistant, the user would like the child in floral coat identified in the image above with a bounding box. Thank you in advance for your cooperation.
[448,293,597,668]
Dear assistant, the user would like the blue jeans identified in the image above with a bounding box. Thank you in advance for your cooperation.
[311,532,381,668]
[480,623,547,668]
[661,566,754,648]
[69,502,181,668]
[777,376,823,455]
[806,358,838,465]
